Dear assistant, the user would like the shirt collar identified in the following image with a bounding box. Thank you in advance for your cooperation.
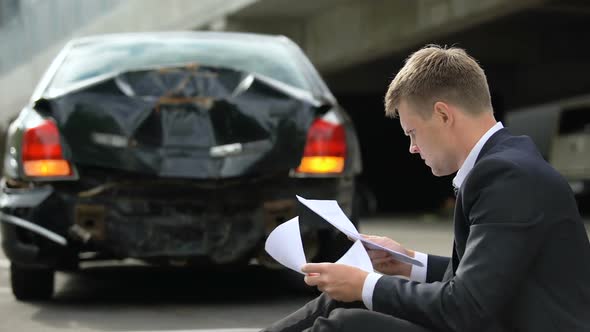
[452,122,504,189]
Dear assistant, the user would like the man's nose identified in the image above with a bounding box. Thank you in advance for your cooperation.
[409,144,420,154]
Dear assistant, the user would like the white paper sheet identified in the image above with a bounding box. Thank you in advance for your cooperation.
[335,240,374,273]
[264,217,307,274]
[296,195,423,267]
[296,195,359,239]
[264,219,374,273]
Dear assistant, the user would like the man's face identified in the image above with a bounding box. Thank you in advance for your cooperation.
[397,99,457,176]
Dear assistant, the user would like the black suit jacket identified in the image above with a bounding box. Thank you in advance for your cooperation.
[373,129,590,331]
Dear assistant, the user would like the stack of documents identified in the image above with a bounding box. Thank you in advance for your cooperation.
[264,196,423,275]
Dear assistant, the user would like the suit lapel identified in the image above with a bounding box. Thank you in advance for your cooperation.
[451,190,466,276]
[448,129,511,277]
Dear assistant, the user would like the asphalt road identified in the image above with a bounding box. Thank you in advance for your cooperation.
[0,216,585,332]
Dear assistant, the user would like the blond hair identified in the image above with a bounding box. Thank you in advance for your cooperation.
[384,45,492,118]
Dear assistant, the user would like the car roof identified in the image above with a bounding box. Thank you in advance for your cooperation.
[69,31,293,47]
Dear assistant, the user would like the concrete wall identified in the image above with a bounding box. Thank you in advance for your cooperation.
[0,0,119,76]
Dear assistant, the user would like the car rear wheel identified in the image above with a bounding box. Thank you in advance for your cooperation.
[10,263,54,301]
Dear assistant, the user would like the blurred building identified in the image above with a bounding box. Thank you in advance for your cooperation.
[1,0,589,212]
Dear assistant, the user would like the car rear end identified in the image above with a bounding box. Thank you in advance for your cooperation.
[0,32,362,300]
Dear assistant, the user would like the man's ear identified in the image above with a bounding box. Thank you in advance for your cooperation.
[433,101,453,125]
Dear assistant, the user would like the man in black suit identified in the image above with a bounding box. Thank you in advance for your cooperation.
[262,45,590,332]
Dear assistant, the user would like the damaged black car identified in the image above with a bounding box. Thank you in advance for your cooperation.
[0,32,362,300]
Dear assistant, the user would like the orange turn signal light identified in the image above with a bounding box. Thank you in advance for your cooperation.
[296,156,344,174]
[24,160,72,177]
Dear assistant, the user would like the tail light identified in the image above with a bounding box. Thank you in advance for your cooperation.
[22,119,73,178]
[295,118,346,174]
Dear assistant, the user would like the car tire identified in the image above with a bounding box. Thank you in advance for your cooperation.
[10,263,54,301]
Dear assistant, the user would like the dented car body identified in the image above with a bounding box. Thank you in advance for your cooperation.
[0,32,361,300]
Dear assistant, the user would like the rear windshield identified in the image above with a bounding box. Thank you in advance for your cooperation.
[47,36,313,93]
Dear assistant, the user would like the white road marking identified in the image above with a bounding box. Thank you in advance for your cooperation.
[0,287,11,294]
[0,259,8,269]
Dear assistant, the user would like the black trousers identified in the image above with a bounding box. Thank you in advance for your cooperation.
[261,292,434,332]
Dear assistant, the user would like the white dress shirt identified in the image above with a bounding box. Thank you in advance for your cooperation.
[361,122,504,310]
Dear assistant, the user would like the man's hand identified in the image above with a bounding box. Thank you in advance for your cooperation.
[301,263,368,302]
[362,234,414,278]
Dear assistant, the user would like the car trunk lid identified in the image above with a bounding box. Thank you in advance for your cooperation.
[44,65,319,179]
